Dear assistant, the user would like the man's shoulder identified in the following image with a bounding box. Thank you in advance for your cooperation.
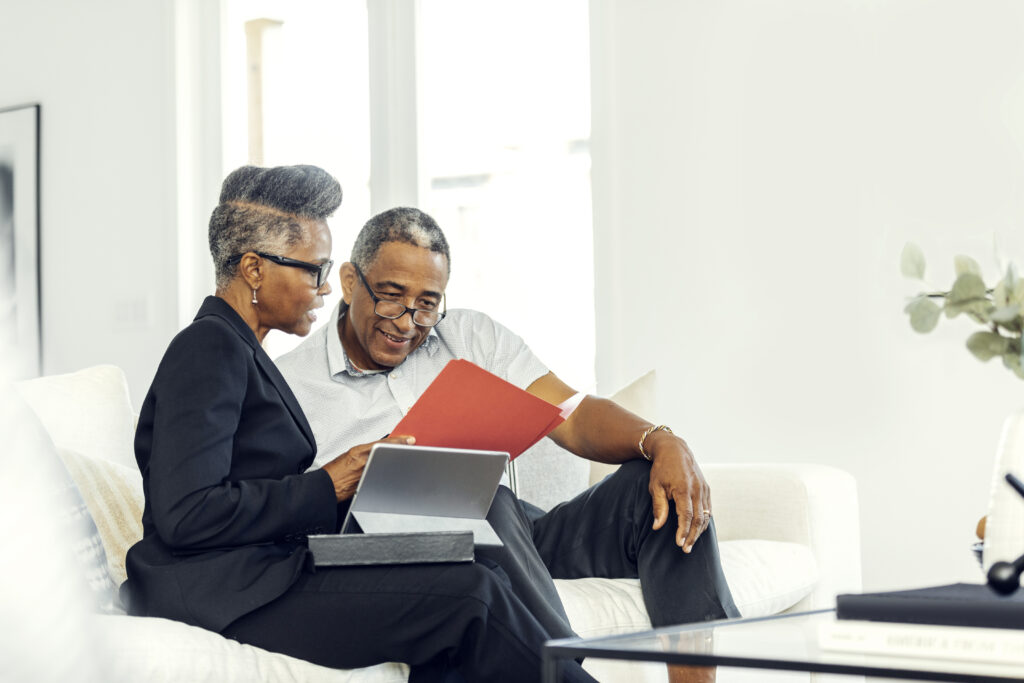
[433,308,532,369]
[436,308,504,335]
[275,320,329,375]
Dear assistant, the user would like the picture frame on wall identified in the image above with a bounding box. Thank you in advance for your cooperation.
[0,103,41,378]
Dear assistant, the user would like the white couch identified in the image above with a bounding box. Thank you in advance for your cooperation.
[15,365,862,683]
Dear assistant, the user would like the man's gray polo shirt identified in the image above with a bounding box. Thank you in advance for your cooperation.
[275,302,550,469]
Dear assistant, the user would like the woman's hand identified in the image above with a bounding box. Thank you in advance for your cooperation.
[321,435,416,502]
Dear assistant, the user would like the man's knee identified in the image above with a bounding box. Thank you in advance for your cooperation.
[616,457,652,480]
[600,458,652,502]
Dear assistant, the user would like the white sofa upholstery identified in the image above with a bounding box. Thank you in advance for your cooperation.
[16,365,862,682]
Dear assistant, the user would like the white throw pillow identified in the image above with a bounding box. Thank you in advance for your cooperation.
[719,539,818,617]
[16,365,137,470]
[554,539,818,638]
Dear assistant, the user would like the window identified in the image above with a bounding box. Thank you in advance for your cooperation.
[223,0,371,360]
[223,0,594,390]
[418,0,594,390]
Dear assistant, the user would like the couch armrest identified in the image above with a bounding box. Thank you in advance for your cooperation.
[703,463,862,612]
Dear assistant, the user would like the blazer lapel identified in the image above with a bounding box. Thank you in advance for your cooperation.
[195,297,318,458]
[253,351,317,456]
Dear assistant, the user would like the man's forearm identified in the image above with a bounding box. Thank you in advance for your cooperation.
[526,371,664,463]
[549,395,655,463]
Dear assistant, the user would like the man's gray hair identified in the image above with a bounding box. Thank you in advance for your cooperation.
[350,207,450,272]
[209,165,343,289]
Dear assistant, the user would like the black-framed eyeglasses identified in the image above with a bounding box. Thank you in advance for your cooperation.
[354,265,446,327]
[226,252,334,288]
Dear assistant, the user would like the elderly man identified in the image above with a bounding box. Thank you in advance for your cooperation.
[277,206,739,645]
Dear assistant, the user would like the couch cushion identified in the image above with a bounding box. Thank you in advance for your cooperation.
[16,365,137,470]
[720,539,818,616]
[59,447,144,587]
[94,614,409,683]
[555,539,818,637]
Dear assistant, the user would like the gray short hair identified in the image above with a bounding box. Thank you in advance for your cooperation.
[209,165,343,289]
[351,207,450,273]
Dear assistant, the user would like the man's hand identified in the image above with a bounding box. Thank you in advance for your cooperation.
[524,371,712,550]
[322,435,415,502]
[647,431,711,553]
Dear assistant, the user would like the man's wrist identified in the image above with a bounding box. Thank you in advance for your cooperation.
[638,424,673,461]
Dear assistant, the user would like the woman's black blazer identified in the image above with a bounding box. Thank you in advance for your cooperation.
[123,296,338,632]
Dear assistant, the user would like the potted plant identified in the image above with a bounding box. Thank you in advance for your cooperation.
[901,242,1024,379]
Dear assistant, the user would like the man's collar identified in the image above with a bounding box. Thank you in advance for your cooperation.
[326,301,440,379]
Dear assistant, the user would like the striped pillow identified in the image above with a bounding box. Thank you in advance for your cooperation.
[43,446,119,613]
[57,448,144,588]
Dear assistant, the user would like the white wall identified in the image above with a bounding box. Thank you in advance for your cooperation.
[591,0,1024,591]
[0,0,218,404]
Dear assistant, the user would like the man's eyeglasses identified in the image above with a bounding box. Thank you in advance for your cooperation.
[354,265,446,327]
[226,252,334,288]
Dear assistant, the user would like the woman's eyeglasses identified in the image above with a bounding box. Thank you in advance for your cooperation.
[226,252,334,288]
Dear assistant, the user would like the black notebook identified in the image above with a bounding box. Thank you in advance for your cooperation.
[836,583,1024,630]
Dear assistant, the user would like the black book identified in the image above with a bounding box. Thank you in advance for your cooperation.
[307,531,474,567]
[836,583,1024,630]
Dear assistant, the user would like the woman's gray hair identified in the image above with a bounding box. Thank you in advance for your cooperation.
[209,165,343,289]
[351,207,450,272]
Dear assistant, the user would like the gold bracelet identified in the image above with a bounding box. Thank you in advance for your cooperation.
[638,425,672,461]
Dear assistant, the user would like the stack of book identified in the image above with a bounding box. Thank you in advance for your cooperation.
[819,583,1024,665]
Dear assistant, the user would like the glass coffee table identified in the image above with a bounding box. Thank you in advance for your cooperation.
[543,610,1024,682]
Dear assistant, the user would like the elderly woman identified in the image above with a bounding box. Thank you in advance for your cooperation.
[121,165,596,683]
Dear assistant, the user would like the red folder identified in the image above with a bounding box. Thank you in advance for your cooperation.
[391,359,564,459]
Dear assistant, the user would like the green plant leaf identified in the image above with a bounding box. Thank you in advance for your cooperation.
[945,299,993,321]
[1011,279,1024,308]
[999,264,1015,292]
[947,272,986,303]
[966,310,993,325]
[994,279,1009,307]
[954,255,982,277]
[990,304,1020,324]
[967,331,1009,362]
[1003,351,1024,379]
[994,265,1020,307]
[905,296,941,332]
[945,272,992,319]
[900,242,926,279]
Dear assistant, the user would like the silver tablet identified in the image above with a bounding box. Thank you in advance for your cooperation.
[341,443,509,546]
